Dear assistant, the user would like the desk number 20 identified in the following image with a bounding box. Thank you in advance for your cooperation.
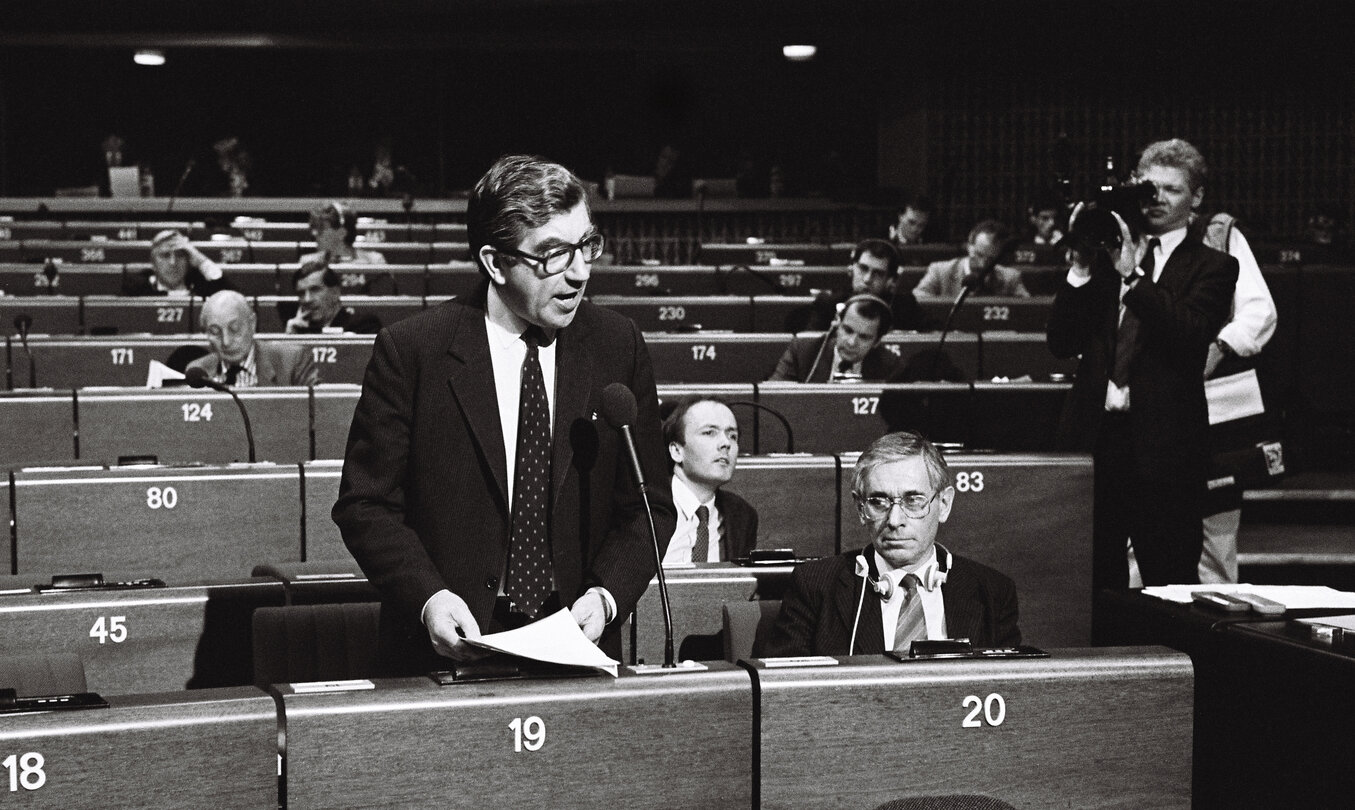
[962,693,1006,727]
[509,716,546,752]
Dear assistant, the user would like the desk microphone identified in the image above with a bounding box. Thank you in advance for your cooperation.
[931,268,990,382]
[803,302,845,383]
[726,400,795,454]
[599,382,675,669]
[184,366,256,463]
[166,159,195,215]
[13,313,36,388]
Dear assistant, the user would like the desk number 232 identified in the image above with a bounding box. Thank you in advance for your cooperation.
[509,716,546,752]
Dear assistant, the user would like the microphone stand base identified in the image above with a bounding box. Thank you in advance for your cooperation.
[625,661,709,676]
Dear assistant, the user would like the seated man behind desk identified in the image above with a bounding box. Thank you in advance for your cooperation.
[301,201,387,265]
[284,260,383,334]
[660,396,759,564]
[770,294,899,383]
[914,219,1030,299]
[124,230,234,297]
[187,290,319,386]
[763,431,1020,656]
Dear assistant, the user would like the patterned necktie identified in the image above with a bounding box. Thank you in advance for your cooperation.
[224,364,242,386]
[1111,237,1159,388]
[691,504,710,562]
[504,326,553,618]
[892,573,926,653]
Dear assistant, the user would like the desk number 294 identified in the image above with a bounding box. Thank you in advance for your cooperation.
[509,716,546,752]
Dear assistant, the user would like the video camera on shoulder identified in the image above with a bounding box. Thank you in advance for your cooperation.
[1065,180,1156,257]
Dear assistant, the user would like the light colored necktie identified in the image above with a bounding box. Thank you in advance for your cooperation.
[892,573,926,652]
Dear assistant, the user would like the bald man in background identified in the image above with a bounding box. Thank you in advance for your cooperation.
[187,290,319,386]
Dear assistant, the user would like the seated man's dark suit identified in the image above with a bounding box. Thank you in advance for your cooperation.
[761,549,1020,656]
[716,488,759,561]
[1047,237,1237,590]
[333,283,676,671]
[768,336,901,383]
[291,306,383,335]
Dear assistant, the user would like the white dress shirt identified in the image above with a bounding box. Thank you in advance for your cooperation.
[876,547,947,647]
[485,285,558,507]
[664,475,723,564]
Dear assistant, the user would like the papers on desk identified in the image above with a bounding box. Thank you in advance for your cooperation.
[465,608,620,677]
[147,360,185,388]
[1297,614,1355,632]
[1143,584,1355,610]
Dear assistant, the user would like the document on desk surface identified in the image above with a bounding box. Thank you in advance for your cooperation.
[1143,584,1355,610]
[465,608,620,677]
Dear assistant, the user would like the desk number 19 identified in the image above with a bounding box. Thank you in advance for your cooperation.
[509,716,545,752]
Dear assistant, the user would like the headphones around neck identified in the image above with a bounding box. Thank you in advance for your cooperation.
[855,543,951,599]
[847,544,951,655]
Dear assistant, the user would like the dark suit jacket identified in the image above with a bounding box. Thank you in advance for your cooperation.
[769,335,901,383]
[332,283,676,665]
[292,306,383,335]
[185,340,319,386]
[761,548,1021,656]
[1047,236,1238,484]
[716,488,758,561]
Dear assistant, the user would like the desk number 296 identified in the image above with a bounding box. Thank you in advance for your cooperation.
[509,716,546,752]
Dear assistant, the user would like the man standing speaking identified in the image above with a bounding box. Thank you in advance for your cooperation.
[334,155,675,671]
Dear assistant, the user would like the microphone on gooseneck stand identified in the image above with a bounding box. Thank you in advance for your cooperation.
[13,314,36,388]
[165,159,196,216]
[184,366,256,463]
[599,382,699,673]
[930,266,989,382]
[804,301,845,383]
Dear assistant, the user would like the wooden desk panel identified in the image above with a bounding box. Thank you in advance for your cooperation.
[256,334,376,386]
[423,262,481,296]
[428,242,471,263]
[82,296,197,335]
[311,385,361,461]
[698,242,856,266]
[20,239,150,264]
[977,332,1076,381]
[0,262,124,296]
[0,687,277,808]
[0,390,75,462]
[301,460,353,563]
[724,454,840,557]
[916,295,1054,333]
[278,666,752,809]
[753,648,1193,809]
[12,464,303,580]
[632,565,760,665]
[967,381,1070,451]
[0,296,83,337]
[592,295,754,332]
[646,333,789,383]
[254,294,426,334]
[20,336,198,388]
[755,382,973,455]
[76,387,313,463]
[0,577,285,693]
[193,239,299,264]
[837,452,1094,647]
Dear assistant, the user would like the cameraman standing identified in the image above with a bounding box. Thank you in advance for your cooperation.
[1048,141,1237,597]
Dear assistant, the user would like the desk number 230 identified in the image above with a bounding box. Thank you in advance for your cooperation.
[509,716,546,752]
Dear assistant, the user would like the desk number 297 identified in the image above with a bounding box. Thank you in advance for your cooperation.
[509,716,546,752]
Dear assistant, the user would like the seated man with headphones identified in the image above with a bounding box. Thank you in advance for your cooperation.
[768,294,899,383]
[285,260,384,334]
[302,200,388,265]
[762,430,1020,656]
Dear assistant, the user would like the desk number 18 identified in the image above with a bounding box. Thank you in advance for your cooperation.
[509,716,545,752]
[4,753,46,791]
